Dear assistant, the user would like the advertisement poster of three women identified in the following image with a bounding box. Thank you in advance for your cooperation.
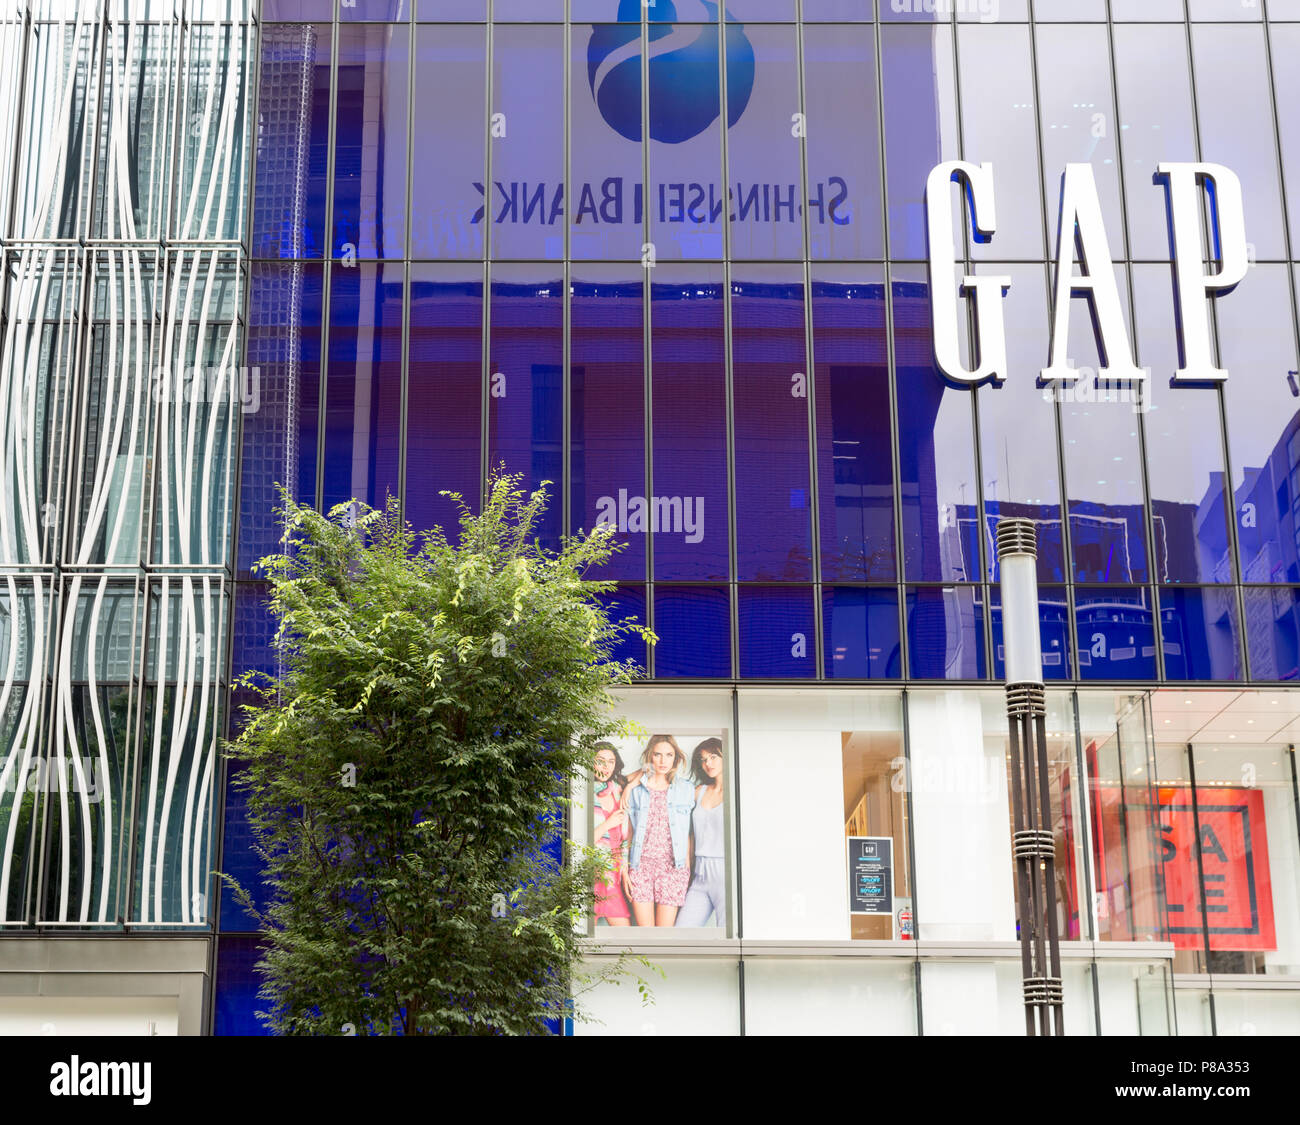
[592,733,728,929]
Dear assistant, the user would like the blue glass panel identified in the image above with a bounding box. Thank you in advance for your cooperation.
[230,582,277,686]
[893,269,980,582]
[803,0,872,18]
[495,0,564,17]
[959,26,1042,260]
[241,263,323,577]
[340,0,405,18]
[647,23,726,259]
[573,0,638,19]
[406,265,482,540]
[738,587,815,678]
[811,269,895,581]
[1220,265,1300,584]
[592,584,648,671]
[1244,587,1300,682]
[218,764,266,932]
[333,25,409,259]
[412,24,486,260]
[977,263,1064,584]
[323,263,404,512]
[733,268,812,580]
[1132,265,1232,585]
[487,266,563,552]
[803,24,883,261]
[1114,25,1196,262]
[906,586,986,679]
[881,0,950,19]
[263,0,333,18]
[1191,24,1287,259]
[571,28,642,261]
[214,937,269,1036]
[726,24,802,260]
[881,24,959,260]
[652,267,730,580]
[653,586,730,678]
[1273,25,1300,254]
[1035,24,1124,260]
[726,0,795,17]
[571,269,645,582]
[1075,587,1157,681]
[990,585,1071,681]
[822,587,901,679]
[418,0,487,18]
[491,25,565,260]
[253,24,331,259]
[1160,587,1243,681]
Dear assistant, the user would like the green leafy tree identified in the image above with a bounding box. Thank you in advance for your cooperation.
[225,473,653,1035]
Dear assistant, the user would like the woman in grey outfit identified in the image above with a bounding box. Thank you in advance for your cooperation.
[676,737,726,928]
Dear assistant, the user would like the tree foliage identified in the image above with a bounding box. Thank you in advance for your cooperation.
[225,473,652,1035]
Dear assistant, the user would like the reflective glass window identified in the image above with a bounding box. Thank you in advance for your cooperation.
[1035,24,1124,261]
[412,25,486,260]
[990,585,1071,681]
[958,25,1042,261]
[1132,266,1233,586]
[893,268,980,583]
[812,268,895,582]
[802,24,883,262]
[323,263,403,512]
[803,0,873,19]
[1076,587,1158,681]
[1191,24,1287,259]
[1160,587,1244,681]
[1244,587,1300,681]
[571,27,643,262]
[241,262,324,575]
[738,587,816,678]
[881,23,960,260]
[727,24,802,260]
[1188,0,1261,18]
[487,265,563,551]
[652,266,731,581]
[1113,24,1197,263]
[976,263,1063,583]
[253,24,331,259]
[1111,0,1183,16]
[333,25,410,260]
[733,267,812,581]
[1219,264,1300,583]
[494,0,564,18]
[906,586,986,679]
[406,264,482,539]
[1269,24,1300,260]
[648,21,726,260]
[571,268,645,582]
[262,0,333,17]
[417,0,487,18]
[214,938,269,1036]
[653,586,731,677]
[1032,0,1106,17]
[822,587,902,679]
[592,584,648,670]
[490,25,565,260]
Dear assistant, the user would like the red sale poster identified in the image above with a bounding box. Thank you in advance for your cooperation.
[1063,750,1276,952]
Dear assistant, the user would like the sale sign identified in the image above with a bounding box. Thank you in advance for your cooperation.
[1154,788,1276,952]
[1063,764,1277,952]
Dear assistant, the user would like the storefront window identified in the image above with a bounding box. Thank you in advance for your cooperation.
[737,689,910,941]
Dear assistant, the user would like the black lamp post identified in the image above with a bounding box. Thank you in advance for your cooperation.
[998,517,1064,1036]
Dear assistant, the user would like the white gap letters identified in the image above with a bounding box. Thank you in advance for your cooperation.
[926,161,1249,387]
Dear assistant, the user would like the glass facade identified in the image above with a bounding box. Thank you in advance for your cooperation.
[3,0,1300,1037]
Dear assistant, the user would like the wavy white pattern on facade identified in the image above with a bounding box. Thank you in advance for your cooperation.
[0,4,247,926]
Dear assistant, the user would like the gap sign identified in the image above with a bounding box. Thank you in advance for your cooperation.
[927,162,1249,386]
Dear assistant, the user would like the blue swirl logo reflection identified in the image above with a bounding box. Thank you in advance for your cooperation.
[588,1,755,144]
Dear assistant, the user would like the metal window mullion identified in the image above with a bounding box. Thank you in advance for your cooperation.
[641,6,653,679]
[873,16,908,682]
[718,11,738,679]
[480,10,493,511]
[397,6,415,524]
[794,3,821,679]
[562,8,571,543]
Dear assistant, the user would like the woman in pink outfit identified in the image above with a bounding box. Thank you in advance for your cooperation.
[592,742,631,925]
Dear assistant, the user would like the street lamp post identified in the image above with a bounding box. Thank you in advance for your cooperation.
[997,517,1064,1036]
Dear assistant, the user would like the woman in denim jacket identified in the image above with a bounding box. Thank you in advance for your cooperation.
[619,734,696,927]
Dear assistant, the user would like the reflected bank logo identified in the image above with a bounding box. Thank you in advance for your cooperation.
[588,1,755,144]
